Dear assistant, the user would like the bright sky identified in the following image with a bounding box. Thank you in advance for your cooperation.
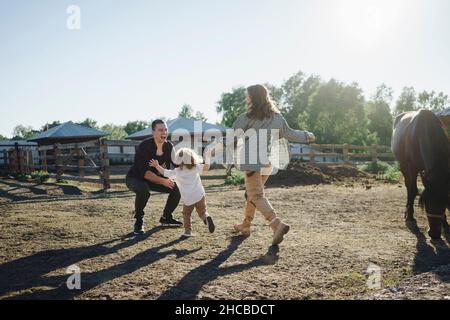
[1,0,449,137]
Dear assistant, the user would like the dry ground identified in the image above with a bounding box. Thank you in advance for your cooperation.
[0,170,449,300]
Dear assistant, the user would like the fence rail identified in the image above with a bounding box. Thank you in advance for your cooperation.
[1,141,395,191]
[291,143,394,164]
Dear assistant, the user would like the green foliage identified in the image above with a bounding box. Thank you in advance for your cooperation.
[100,124,128,140]
[280,72,321,129]
[216,87,247,128]
[124,121,151,135]
[78,118,99,129]
[12,125,40,140]
[0,134,8,140]
[41,121,61,131]
[366,84,394,145]
[224,171,244,186]
[381,165,401,183]
[179,104,208,121]
[359,161,401,182]
[394,87,417,115]
[31,170,50,183]
[360,161,392,174]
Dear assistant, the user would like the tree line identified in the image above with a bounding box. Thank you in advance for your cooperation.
[4,70,448,145]
[217,71,449,146]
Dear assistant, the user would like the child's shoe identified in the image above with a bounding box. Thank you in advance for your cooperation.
[181,229,193,238]
[203,215,215,233]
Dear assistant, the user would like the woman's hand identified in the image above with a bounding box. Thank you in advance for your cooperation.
[307,132,316,142]
[149,159,159,168]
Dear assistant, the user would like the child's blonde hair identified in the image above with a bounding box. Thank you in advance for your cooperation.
[174,148,203,170]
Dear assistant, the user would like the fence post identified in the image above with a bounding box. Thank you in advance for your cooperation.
[371,144,378,163]
[99,139,110,191]
[75,144,85,177]
[14,142,22,174]
[343,144,350,164]
[54,143,63,181]
[41,149,47,171]
[309,144,316,164]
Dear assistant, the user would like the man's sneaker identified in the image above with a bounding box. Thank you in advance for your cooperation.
[203,216,215,233]
[181,229,192,238]
[160,216,183,227]
[134,219,145,235]
[234,223,251,236]
[270,218,290,246]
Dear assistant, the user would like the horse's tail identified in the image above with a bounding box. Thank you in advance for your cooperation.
[417,110,450,210]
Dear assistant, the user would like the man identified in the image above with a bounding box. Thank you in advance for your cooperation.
[126,119,182,234]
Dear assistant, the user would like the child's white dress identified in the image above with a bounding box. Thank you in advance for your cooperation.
[163,164,205,206]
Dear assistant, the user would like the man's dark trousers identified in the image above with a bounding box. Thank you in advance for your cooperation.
[126,175,181,219]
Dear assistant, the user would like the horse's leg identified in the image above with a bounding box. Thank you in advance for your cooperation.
[443,212,450,233]
[403,164,418,222]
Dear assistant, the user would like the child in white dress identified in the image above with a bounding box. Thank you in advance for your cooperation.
[150,147,215,237]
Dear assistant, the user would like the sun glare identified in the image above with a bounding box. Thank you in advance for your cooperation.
[336,0,405,47]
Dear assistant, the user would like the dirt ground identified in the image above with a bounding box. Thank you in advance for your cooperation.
[0,168,449,300]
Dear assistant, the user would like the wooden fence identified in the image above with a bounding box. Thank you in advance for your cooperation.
[291,143,394,164]
[1,141,394,191]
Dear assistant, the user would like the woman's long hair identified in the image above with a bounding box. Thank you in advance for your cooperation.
[246,84,280,120]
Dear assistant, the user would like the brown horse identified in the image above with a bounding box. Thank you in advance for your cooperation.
[392,109,450,239]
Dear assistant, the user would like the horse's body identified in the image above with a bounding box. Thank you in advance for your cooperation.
[392,110,450,239]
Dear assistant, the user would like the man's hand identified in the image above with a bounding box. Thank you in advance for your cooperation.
[149,159,159,168]
[161,178,174,189]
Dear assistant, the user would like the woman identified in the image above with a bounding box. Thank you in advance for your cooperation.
[227,84,316,246]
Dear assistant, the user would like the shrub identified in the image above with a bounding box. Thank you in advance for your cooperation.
[381,165,401,183]
[360,161,391,174]
[224,172,244,186]
[31,170,50,183]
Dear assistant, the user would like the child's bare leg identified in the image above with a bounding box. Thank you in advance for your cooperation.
[182,204,194,235]
[195,197,215,233]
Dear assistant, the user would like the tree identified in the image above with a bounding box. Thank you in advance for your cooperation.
[394,87,417,115]
[78,118,99,129]
[301,79,374,145]
[178,104,208,121]
[178,104,195,119]
[216,86,247,128]
[366,84,394,145]
[0,134,8,140]
[12,125,40,140]
[124,120,151,135]
[100,124,128,140]
[194,111,207,122]
[417,90,449,112]
[280,72,321,129]
[41,120,61,131]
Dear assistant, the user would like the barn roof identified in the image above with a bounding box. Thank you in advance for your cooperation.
[126,117,228,140]
[436,107,450,117]
[28,121,107,142]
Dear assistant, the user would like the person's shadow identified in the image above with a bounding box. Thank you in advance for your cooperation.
[406,220,450,282]
[1,226,198,299]
[157,235,280,300]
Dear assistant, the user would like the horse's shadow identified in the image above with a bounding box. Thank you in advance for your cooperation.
[406,220,450,283]
[157,235,280,300]
[1,226,200,299]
